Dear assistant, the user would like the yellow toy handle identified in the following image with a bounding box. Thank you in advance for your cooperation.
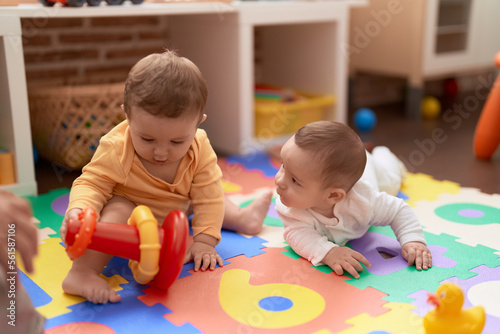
[127,205,161,285]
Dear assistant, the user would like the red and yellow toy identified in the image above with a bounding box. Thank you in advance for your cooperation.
[474,52,500,160]
[65,205,188,290]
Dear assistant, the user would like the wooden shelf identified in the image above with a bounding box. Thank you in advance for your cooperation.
[0,2,237,16]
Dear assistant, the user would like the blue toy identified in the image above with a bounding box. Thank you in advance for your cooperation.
[353,108,377,132]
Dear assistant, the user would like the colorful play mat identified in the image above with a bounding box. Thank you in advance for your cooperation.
[19,151,500,333]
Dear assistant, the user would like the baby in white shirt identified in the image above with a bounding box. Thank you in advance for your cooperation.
[275,121,432,278]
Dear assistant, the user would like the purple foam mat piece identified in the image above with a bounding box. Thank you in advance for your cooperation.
[350,231,456,276]
[266,202,280,219]
[51,193,70,216]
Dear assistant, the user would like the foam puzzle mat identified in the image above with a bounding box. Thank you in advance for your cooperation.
[18,152,500,333]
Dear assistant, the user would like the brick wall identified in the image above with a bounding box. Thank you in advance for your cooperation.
[21,15,170,86]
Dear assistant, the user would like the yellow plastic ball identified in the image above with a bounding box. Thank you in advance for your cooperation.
[421,96,441,120]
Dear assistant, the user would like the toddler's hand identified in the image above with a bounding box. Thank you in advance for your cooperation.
[322,246,371,279]
[183,242,223,271]
[402,241,432,270]
[183,234,223,271]
[60,208,82,244]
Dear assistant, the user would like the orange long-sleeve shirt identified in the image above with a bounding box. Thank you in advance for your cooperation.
[67,121,224,241]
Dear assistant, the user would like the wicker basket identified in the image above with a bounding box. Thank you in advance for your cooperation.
[28,82,126,170]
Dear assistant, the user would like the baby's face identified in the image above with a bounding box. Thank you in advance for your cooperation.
[127,106,201,167]
[275,136,333,215]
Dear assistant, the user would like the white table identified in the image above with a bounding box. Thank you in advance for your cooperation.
[0,0,366,196]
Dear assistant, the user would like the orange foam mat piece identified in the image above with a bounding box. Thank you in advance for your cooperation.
[139,247,389,333]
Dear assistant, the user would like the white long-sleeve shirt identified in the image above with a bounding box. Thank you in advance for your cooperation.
[276,179,426,266]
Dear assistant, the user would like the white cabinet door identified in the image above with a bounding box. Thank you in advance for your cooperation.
[423,0,481,76]
[477,0,500,65]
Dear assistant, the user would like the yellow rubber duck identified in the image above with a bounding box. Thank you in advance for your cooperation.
[424,282,486,334]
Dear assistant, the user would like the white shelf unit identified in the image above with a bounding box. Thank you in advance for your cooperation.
[422,0,500,76]
[349,0,500,118]
[0,16,36,196]
[0,1,366,196]
[169,1,363,154]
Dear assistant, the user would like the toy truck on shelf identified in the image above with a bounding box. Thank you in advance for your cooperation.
[39,0,143,7]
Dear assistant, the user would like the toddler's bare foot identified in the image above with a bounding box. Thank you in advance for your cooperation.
[237,190,273,235]
[62,267,121,304]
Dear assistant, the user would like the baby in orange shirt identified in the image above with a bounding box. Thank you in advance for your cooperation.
[60,50,271,304]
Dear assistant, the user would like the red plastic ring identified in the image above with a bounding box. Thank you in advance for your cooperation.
[66,207,97,260]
